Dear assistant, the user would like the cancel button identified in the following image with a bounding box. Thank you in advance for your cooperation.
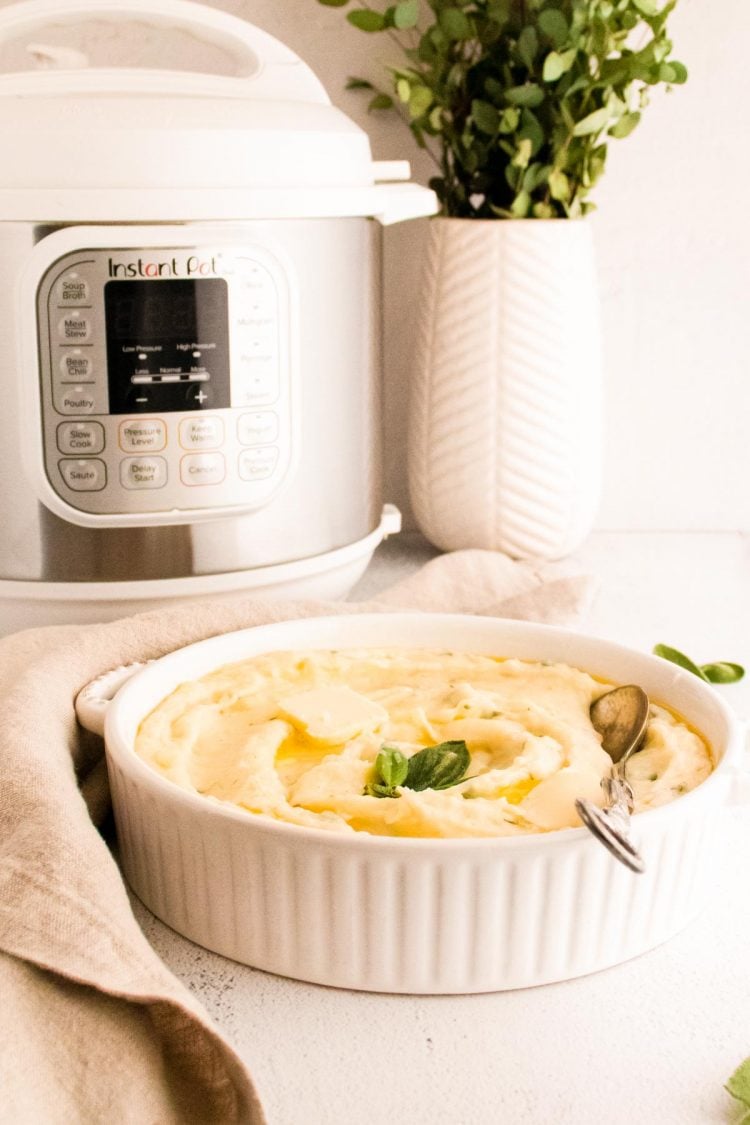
[120,456,168,490]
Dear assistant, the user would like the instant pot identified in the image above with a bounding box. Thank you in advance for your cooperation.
[0,0,436,633]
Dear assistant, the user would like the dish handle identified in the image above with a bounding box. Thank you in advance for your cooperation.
[75,662,150,738]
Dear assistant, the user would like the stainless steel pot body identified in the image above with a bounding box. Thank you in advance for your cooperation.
[0,218,382,583]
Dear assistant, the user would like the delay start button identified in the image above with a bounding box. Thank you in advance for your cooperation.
[120,456,168,490]
[180,452,225,486]
[119,418,166,452]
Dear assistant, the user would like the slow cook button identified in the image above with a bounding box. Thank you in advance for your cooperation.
[120,456,168,490]
[238,446,278,481]
[59,351,93,380]
[57,421,105,455]
[180,452,225,486]
[55,276,90,305]
[57,314,92,342]
[237,411,279,446]
[178,416,224,450]
[119,418,166,452]
[59,458,106,492]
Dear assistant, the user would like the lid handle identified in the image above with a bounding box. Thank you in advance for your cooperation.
[0,0,329,102]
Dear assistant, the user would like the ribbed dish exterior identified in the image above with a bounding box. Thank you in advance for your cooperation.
[409,218,602,559]
[110,758,722,995]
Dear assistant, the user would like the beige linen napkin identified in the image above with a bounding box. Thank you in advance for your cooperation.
[0,550,595,1125]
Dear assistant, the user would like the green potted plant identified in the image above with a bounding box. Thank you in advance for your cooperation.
[318,0,686,559]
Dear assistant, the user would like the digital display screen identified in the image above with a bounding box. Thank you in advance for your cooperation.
[104,278,231,414]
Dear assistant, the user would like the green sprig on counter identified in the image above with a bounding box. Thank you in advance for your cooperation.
[653,644,745,684]
[364,740,471,798]
[726,1057,750,1122]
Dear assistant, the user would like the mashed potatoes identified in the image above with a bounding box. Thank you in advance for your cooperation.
[135,648,714,838]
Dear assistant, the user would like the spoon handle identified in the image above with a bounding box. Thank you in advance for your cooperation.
[575,772,645,875]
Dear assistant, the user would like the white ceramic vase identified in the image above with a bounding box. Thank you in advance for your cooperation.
[409,218,602,559]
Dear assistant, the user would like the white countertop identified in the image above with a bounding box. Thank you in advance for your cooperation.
[130,532,750,1125]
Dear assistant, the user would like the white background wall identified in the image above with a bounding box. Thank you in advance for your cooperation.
[2,0,746,533]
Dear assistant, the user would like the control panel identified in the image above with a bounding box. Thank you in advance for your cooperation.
[35,245,293,520]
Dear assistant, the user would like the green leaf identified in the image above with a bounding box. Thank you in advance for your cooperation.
[510,189,531,217]
[512,137,533,168]
[504,84,545,107]
[318,0,350,6]
[726,1057,750,1111]
[404,741,471,792]
[538,8,568,47]
[347,9,386,31]
[668,60,688,84]
[633,0,660,14]
[548,168,570,201]
[439,8,473,40]
[345,77,374,90]
[701,662,745,684]
[377,747,409,788]
[498,106,520,133]
[394,0,419,30]
[542,51,566,82]
[409,85,433,118]
[572,107,611,136]
[609,111,641,139]
[396,77,411,102]
[368,93,394,110]
[472,99,499,135]
[518,26,539,70]
[652,644,710,682]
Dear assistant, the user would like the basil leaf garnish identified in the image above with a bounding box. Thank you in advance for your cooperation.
[364,740,471,798]
[404,740,470,792]
[653,644,709,681]
[700,662,745,684]
[653,645,745,684]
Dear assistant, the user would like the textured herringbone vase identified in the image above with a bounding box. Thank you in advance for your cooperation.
[409,218,602,559]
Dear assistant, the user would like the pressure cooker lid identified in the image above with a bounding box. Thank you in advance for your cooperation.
[0,0,438,223]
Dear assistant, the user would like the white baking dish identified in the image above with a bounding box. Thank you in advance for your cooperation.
[76,614,745,994]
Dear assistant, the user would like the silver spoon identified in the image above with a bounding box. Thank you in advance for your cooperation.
[574,685,649,874]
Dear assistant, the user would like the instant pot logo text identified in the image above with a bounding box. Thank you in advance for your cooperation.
[107,255,233,278]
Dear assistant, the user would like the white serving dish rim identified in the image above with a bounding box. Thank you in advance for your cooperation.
[101,613,744,854]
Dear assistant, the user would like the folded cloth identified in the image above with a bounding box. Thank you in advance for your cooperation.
[0,550,595,1125]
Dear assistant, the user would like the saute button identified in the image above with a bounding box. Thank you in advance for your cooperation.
[59,458,106,492]
[237,411,278,446]
[57,421,104,455]
[120,456,168,490]
[238,446,278,481]
[119,418,166,452]
[59,352,92,380]
[178,416,223,450]
[180,453,225,486]
[57,314,92,342]
[55,276,90,305]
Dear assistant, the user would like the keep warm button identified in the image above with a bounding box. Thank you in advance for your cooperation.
[180,452,225,486]
[120,457,167,490]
